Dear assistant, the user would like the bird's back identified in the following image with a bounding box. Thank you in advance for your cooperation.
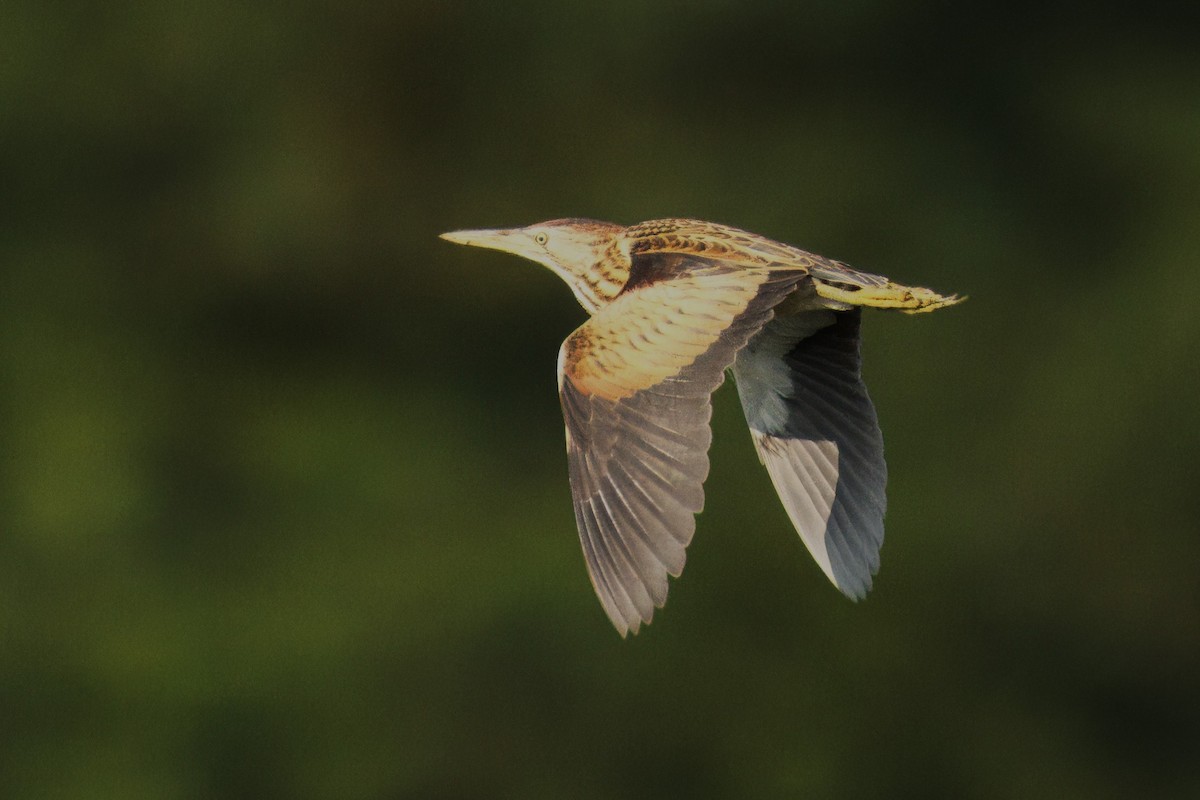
[623,218,891,293]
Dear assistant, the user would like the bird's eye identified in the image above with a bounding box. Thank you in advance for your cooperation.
[534,233,549,246]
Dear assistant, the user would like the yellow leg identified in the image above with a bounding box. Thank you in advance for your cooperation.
[815,280,964,314]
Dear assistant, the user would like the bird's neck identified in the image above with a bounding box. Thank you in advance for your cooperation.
[569,239,632,314]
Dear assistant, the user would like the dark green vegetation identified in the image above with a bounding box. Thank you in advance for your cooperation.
[2,2,1198,797]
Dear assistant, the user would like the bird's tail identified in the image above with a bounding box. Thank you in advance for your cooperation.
[813,277,964,314]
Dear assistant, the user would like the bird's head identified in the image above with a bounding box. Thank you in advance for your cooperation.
[440,218,625,312]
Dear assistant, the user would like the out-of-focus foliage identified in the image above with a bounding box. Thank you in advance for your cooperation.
[2,2,1198,797]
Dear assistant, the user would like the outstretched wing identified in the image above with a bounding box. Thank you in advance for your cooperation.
[732,306,887,598]
[558,254,804,635]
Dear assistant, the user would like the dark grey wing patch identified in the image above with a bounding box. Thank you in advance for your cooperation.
[733,307,887,598]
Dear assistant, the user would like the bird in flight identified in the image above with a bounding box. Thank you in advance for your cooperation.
[441,218,961,636]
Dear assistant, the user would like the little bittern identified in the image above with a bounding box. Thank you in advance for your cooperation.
[441,218,961,636]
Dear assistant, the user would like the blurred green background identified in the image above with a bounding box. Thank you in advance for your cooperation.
[2,1,1198,797]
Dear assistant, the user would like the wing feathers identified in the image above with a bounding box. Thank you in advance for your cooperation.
[560,255,805,634]
[603,473,686,575]
[734,308,887,598]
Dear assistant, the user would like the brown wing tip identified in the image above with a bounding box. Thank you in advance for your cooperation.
[609,608,653,638]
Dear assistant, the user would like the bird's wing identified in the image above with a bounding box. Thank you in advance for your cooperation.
[732,305,886,598]
[558,256,804,635]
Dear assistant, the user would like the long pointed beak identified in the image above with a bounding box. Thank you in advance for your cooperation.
[439,228,518,250]
[440,227,547,266]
